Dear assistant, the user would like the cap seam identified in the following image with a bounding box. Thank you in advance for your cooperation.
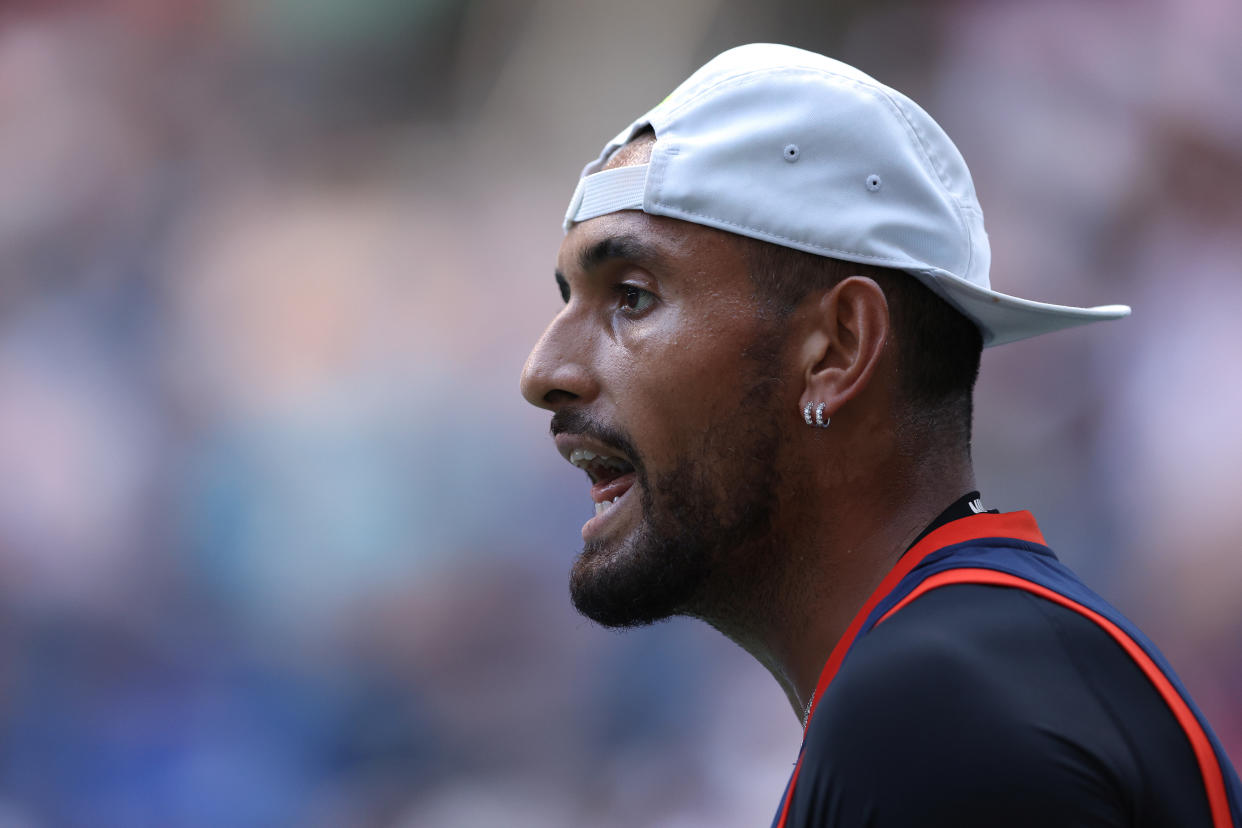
[652,64,822,123]
[879,94,976,278]
[653,64,871,127]
[646,142,674,207]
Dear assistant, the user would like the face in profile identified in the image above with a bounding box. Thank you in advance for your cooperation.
[521,208,794,628]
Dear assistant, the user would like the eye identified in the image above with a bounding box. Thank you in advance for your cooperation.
[619,284,656,314]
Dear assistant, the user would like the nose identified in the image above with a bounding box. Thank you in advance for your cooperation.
[520,310,599,411]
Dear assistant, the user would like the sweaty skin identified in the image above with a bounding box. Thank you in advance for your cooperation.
[520,138,976,720]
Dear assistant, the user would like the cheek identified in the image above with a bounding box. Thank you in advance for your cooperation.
[611,318,764,459]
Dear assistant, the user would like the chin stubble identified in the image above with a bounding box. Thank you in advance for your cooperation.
[568,375,785,629]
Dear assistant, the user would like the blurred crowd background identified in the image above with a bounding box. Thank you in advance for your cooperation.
[0,0,1239,825]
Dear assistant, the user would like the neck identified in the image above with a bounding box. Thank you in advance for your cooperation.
[698,436,976,724]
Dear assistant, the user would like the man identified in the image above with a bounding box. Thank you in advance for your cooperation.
[519,44,1241,826]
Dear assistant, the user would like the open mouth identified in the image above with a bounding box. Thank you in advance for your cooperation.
[569,447,637,518]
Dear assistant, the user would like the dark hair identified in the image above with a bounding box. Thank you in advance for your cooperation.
[741,238,982,449]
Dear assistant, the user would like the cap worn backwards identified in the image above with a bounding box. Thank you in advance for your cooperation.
[564,43,1130,347]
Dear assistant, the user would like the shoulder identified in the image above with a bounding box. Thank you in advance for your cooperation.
[790,584,1134,827]
[816,582,1123,762]
[828,580,1089,709]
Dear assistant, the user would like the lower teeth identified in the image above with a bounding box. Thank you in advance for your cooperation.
[594,496,619,517]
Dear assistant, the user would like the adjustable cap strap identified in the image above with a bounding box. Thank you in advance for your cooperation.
[564,164,649,230]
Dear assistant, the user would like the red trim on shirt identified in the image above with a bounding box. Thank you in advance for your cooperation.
[774,511,1045,828]
[875,568,1234,828]
[802,511,1044,729]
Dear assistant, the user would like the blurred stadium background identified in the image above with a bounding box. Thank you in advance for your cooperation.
[0,0,1239,825]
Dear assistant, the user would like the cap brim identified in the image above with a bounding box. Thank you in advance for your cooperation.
[926,272,1131,348]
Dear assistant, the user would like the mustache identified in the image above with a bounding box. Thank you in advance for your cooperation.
[550,409,644,469]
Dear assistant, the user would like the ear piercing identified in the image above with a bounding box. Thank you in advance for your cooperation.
[802,402,830,428]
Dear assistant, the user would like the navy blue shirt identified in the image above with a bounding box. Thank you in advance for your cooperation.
[776,496,1222,826]
[781,583,1214,826]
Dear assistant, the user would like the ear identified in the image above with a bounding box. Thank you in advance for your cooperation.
[796,276,891,425]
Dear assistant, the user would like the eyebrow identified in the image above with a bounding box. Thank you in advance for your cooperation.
[554,234,667,296]
[577,235,663,274]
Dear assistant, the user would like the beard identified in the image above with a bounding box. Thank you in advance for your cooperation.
[561,346,787,629]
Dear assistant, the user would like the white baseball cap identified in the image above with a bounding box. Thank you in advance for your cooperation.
[563,43,1130,347]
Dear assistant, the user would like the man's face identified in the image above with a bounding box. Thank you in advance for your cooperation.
[520,209,794,628]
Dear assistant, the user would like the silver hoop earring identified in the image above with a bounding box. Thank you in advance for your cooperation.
[802,402,831,428]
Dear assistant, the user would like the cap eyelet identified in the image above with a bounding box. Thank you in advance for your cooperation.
[866,174,882,191]
[783,144,800,162]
